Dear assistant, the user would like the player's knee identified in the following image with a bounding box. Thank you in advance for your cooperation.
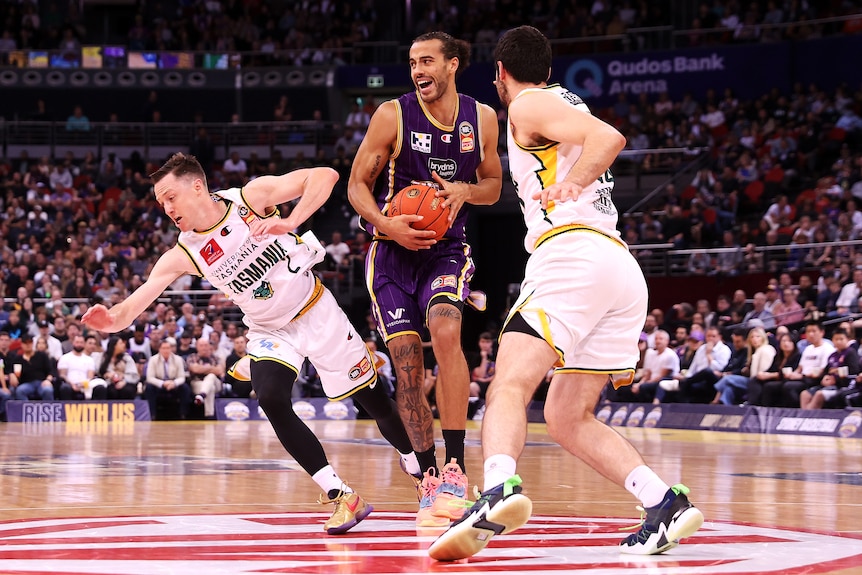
[428,310,461,346]
[251,360,297,408]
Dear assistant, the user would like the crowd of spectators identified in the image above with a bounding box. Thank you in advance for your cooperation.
[1,1,862,422]
[0,1,860,67]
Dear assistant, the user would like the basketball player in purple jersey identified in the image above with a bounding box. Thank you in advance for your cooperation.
[349,31,502,526]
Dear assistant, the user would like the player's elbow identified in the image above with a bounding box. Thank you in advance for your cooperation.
[608,128,627,155]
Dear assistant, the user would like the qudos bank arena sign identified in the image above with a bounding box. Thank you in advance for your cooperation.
[560,42,790,107]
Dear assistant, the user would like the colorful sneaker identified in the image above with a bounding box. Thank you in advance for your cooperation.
[428,475,532,561]
[431,458,470,521]
[416,472,449,528]
[318,490,373,535]
[619,484,703,555]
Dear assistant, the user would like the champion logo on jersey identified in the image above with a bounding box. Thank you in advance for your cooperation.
[410,131,432,154]
[200,239,224,265]
[441,133,452,143]
[220,226,231,236]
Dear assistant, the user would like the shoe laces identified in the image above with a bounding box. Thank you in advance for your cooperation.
[619,484,690,532]
[440,462,467,489]
[317,484,352,506]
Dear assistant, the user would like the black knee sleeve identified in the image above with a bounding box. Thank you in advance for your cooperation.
[352,381,414,455]
[251,359,329,475]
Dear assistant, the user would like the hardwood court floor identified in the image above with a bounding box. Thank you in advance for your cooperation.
[0,419,860,574]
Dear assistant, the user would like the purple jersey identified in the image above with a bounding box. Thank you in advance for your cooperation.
[365,91,484,241]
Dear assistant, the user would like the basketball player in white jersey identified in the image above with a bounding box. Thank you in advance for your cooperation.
[429,26,703,560]
[82,153,421,535]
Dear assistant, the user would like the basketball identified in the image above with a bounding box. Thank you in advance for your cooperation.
[388,183,451,240]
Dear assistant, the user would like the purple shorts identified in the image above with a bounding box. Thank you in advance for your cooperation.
[366,239,476,341]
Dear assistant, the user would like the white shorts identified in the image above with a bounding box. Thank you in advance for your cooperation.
[504,227,648,385]
[244,285,377,400]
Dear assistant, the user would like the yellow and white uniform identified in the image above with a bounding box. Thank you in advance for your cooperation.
[505,85,647,384]
[177,187,377,399]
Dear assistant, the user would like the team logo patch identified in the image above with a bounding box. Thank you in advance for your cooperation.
[410,131,432,154]
[200,239,224,265]
[252,281,274,300]
[459,121,475,152]
[428,157,457,180]
[348,357,372,381]
[1,513,859,574]
[441,133,452,143]
[238,206,249,217]
[431,274,457,290]
[220,226,231,236]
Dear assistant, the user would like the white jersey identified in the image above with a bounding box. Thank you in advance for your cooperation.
[507,84,622,253]
[176,187,325,331]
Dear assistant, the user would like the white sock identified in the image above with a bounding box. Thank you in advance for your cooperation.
[311,465,352,495]
[625,465,670,508]
[400,451,421,476]
[483,454,517,491]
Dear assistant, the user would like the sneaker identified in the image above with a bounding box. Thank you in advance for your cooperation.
[318,489,373,535]
[619,484,703,555]
[432,459,471,521]
[417,472,449,528]
[194,393,206,406]
[399,457,423,498]
[428,475,532,561]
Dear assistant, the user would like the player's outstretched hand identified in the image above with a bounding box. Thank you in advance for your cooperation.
[385,214,437,251]
[81,304,114,332]
[431,171,468,224]
[532,181,583,210]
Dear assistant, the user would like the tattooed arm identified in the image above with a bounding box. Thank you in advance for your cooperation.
[347,100,437,251]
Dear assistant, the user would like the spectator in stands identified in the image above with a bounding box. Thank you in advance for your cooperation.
[49,162,73,191]
[780,320,835,407]
[714,230,743,275]
[57,334,96,400]
[10,333,55,402]
[730,289,751,318]
[127,323,151,359]
[186,338,224,419]
[627,330,679,403]
[65,105,90,132]
[835,268,862,315]
[761,194,793,232]
[801,328,860,409]
[345,100,371,137]
[743,292,776,329]
[324,230,351,270]
[90,335,138,400]
[655,326,730,404]
[145,339,192,420]
[713,327,775,405]
[222,151,248,187]
[771,287,805,326]
[0,332,13,420]
[36,319,62,362]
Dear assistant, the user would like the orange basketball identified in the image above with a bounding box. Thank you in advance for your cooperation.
[388,183,451,240]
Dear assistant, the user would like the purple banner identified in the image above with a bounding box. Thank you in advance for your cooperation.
[6,399,151,422]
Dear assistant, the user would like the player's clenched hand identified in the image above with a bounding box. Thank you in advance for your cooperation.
[81,304,114,332]
[431,171,468,224]
[249,217,293,238]
[383,214,437,251]
[532,181,584,210]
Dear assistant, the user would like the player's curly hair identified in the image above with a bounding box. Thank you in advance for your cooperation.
[150,152,207,184]
[494,25,552,85]
[413,31,471,79]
